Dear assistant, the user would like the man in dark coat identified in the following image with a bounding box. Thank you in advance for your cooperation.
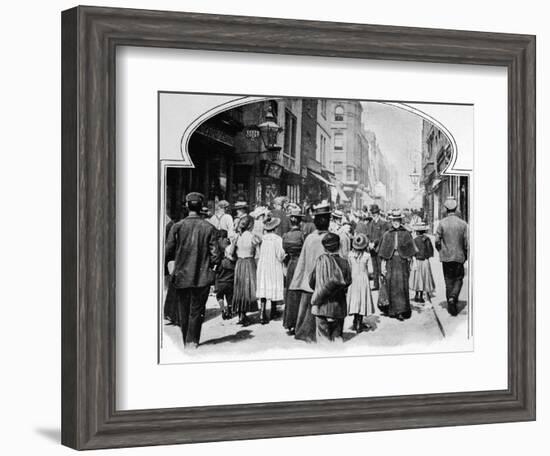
[165,192,221,348]
[366,204,391,290]
[271,196,291,237]
[435,197,469,316]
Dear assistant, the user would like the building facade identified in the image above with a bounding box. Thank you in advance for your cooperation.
[421,120,469,231]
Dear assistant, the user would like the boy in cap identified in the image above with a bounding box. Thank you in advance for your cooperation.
[435,197,469,316]
[309,232,352,342]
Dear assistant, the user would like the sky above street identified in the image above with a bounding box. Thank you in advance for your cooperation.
[361,101,423,208]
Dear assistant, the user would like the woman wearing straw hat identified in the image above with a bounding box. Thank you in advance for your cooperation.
[282,205,305,334]
[410,222,436,304]
[256,216,286,324]
[230,215,261,326]
[347,233,375,332]
[377,209,417,321]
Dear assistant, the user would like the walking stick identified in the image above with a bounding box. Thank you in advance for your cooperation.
[426,295,446,338]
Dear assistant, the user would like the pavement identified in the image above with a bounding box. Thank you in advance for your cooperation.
[160,249,471,363]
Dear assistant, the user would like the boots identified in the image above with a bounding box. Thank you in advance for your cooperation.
[218,299,227,319]
[418,291,425,303]
[260,300,268,325]
[270,301,281,320]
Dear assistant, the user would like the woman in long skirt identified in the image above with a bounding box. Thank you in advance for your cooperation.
[231,215,261,326]
[282,206,305,334]
[347,233,375,332]
[377,209,417,321]
[256,216,286,323]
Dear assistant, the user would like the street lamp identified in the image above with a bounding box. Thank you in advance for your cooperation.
[257,105,282,160]
[409,166,420,188]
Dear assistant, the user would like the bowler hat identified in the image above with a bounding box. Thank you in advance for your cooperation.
[443,197,458,211]
[322,232,341,252]
[370,204,381,214]
[352,233,368,250]
[263,217,281,231]
[185,192,204,203]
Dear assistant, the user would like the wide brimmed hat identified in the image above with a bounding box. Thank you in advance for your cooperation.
[250,206,269,219]
[443,196,458,211]
[273,196,288,205]
[185,192,205,203]
[387,209,405,220]
[216,200,230,209]
[352,233,369,250]
[287,203,304,218]
[322,232,341,252]
[412,222,430,232]
[263,216,281,231]
[233,201,249,210]
[312,200,331,215]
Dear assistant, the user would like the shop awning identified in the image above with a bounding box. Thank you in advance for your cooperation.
[309,170,334,187]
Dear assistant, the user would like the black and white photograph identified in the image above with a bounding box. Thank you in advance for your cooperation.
[158,93,473,363]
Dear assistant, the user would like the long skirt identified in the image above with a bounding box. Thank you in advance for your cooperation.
[378,254,411,319]
[283,256,301,329]
[232,257,258,314]
[294,292,317,343]
[409,259,436,294]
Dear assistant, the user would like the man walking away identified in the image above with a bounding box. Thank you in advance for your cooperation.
[435,196,469,316]
[165,192,221,348]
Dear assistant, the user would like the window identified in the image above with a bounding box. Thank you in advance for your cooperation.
[320,135,327,167]
[283,109,297,170]
[334,105,344,121]
[320,99,327,118]
[334,132,344,150]
[346,167,355,182]
[333,161,343,179]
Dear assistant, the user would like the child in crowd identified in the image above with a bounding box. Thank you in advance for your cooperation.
[410,223,436,304]
[215,229,235,320]
[347,233,375,332]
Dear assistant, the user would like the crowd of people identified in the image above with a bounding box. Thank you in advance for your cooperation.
[164,193,469,349]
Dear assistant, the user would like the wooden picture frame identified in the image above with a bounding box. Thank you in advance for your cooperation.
[61,5,536,450]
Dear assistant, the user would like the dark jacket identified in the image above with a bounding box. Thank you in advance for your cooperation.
[309,254,352,319]
[366,217,391,248]
[413,234,434,261]
[378,225,417,260]
[435,214,469,263]
[282,227,304,258]
[271,208,291,237]
[165,214,221,288]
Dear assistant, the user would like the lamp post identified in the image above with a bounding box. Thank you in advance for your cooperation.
[409,166,420,188]
[257,105,282,161]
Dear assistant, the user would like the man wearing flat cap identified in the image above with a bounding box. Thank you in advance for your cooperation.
[435,196,469,316]
[165,192,221,348]
[366,204,391,290]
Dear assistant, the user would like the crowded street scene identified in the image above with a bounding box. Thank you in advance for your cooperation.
[160,98,471,360]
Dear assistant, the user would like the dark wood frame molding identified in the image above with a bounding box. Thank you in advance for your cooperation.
[61,5,536,450]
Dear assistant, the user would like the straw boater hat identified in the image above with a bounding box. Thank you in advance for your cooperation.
[387,209,405,220]
[233,201,249,210]
[332,209,345,220]
[263,216,281,231]
[352,233,369,250]
[312,200,331,216]
[443,196,458,211]
[412,222,430,232]
[216,200,230,209]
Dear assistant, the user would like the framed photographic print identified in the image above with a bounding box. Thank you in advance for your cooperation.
[61,5,536,450]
